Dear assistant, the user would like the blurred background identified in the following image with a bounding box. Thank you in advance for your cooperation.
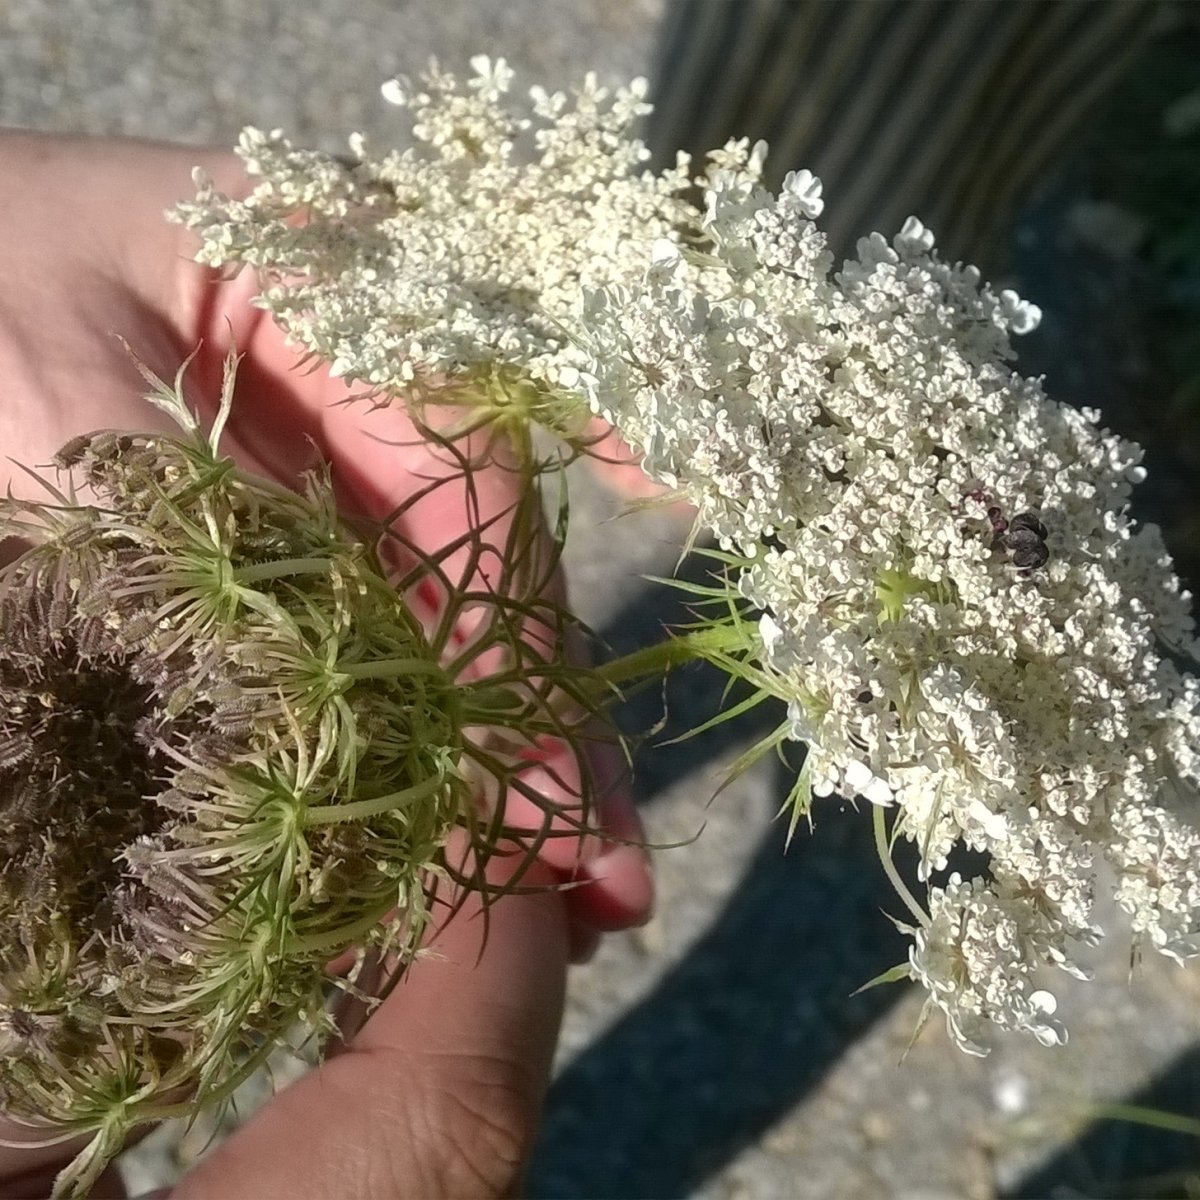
[3,1,1200,1196]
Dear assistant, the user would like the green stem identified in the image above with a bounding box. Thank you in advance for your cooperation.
[338,657,446,681]
[302,774,446,826]
[873,804,929,927]
[596,623,752,687]
[234,557,332,584]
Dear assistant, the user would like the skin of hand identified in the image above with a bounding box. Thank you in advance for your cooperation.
[0,132,654,1199]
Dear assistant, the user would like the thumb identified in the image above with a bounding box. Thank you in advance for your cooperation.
[168,857,568,1200]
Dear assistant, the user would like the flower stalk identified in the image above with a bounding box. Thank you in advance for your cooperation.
[595,622,752,688]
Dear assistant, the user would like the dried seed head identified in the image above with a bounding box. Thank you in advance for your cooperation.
[0,356,476,1196]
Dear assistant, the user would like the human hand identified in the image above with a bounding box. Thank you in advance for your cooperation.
[0,132,653,1198]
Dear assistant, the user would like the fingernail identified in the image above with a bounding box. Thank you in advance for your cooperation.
[580,843,655,929]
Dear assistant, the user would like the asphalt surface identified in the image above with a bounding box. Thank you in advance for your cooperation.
[2,3,1199,1197]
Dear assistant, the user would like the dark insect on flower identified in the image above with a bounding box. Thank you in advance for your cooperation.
[964,488,1050,573]
[1002,512,1050,570]
[53,435,93,470]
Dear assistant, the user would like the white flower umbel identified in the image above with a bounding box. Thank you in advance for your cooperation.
[577,167,1200,1053]
[174,57,695,431]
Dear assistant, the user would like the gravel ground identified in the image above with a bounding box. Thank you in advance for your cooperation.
[3,3,1199,1198]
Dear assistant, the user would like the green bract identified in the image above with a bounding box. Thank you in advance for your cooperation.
[0,354,588,1197]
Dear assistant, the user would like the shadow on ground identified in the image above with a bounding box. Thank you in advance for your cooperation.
[1006,1046,1200,1199]
[535,540,1200,1199]
[528,558,913,1198]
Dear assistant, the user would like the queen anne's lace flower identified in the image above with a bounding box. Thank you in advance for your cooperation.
[575,155,1200,1053]
[0,371,467,1193]
[0,355,595,1194]
[910,874,1073,1056]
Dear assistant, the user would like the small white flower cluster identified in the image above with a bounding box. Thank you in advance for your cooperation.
[575,150,1200,1053]
[173,56,693,397]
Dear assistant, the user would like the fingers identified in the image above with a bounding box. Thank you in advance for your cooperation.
[0,133,650,1198]
[336,408,655,939]
[509,736,654,943]
[166,141,657,934]
[151,140,659,941]
[169,856,569,1200]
